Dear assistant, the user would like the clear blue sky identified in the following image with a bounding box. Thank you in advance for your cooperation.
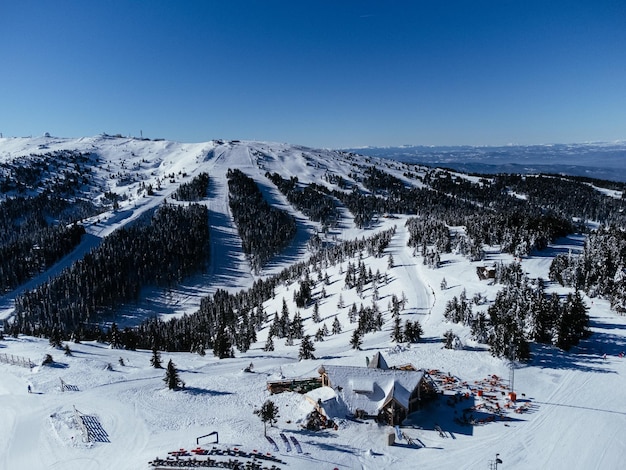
[1,1,625,148]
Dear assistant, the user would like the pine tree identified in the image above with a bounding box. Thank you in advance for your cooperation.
[299,334,316,360]
[49,328,63,349]
[264,334,275,352]
[315,328,325,342]
[569,290,590,341]
[470,311,489,343]
[555,291,590,350]
[404,320,423,343]
[337,293,345,309]
[164,359,182,390]
[350,330,363,350]
[311,302,321,323]
[400,291,408,310]
[488,313,530,361]
[528,291,553,344]
[290,311,304,339]
[279,299,290,337]
[254,400,279,436]
[269,313,281,338]
[443,330,456,349]
[391,314,404,343]
[213,327,233,359]
[331,316,342,335]
[150,347,163,368]
[349,303,358,323]
[109,322,123,349]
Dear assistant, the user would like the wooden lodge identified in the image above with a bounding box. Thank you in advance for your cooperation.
[315,352,436,426]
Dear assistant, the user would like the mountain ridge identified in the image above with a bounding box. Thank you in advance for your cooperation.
[2,134,626,329]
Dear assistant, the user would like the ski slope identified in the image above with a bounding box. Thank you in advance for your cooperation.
[1,136,625,469]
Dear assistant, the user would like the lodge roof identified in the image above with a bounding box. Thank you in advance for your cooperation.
[319,364,425,416]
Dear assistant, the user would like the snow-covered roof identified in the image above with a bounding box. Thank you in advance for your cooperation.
[367,351,389,369]
[320,365,424,416]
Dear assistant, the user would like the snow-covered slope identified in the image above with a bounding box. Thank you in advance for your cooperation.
[0,135,390,320]
[1,136,625,469]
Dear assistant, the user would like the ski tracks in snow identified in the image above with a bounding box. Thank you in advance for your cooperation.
[391,224,434,317]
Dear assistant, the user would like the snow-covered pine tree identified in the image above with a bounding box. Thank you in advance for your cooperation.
[279,298,290,338]
[290,312,304,339]
[392,314,404,343]
[470,312,489,344]
[404,320,423,343]
[109,322,123,349]
[348,303,358,323]
[443,330,456,349]
[315,328,325,342]
[212,327,233,359]
[312,302,321,323]
[331,316,342,335]
[350,330,363,350]
[164,359,182,390]
[299,334,316,360]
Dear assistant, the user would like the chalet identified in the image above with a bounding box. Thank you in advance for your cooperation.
[314,353,435,426]
[476,265,496,280]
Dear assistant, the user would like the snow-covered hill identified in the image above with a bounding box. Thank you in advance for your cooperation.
[0,134,384,320]
[1,135,625,469]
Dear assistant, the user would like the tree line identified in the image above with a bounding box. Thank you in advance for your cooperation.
[85,228,396,354]
[227,168,297,272]
[172,172,210,201]
[0,149,101,292]
[9,203,210,337]
[549,226,626,314]
[265,172,339,231]
[444,262,590,361]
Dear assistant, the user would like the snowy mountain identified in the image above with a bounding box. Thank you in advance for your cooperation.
[1,134,626,470]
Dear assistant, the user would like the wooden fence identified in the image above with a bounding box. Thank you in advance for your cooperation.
[0,353,33,368]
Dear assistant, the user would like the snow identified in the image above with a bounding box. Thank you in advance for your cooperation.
[318,365,424,416]
[1,136,626,469]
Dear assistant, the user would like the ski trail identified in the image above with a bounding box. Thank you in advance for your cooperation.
[4,398,46,469]
[393,224,434,316]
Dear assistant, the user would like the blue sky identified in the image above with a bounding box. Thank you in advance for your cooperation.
[1,1,625,148]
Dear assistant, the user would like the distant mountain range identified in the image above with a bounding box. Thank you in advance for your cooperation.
[347,142,626,182]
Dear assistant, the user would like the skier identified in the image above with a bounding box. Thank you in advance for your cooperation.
[27,384,32,393]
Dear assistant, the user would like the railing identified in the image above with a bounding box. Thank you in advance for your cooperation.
[0,353,33,368]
